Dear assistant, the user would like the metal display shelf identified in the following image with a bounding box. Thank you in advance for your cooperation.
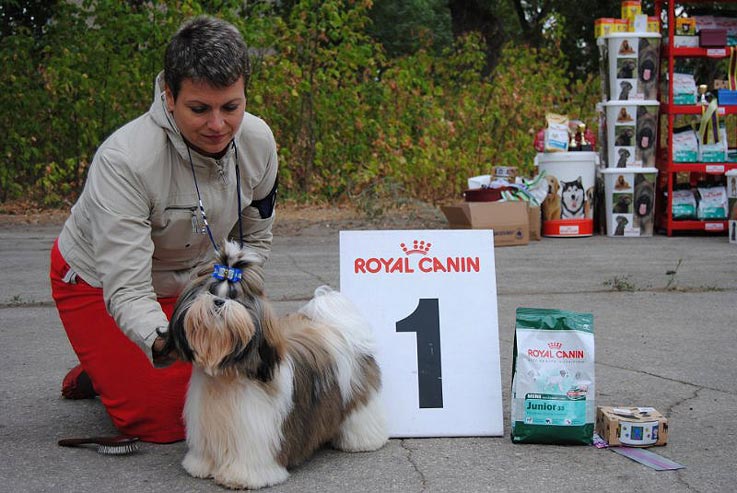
[654,0,737,235]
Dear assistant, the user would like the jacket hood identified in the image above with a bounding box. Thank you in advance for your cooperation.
[149,71,192,162]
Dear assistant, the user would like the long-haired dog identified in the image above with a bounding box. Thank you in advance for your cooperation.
[615,175,631,190]
[617,107,633,123]
[633,174,655,235]
[161,241,388,490]
[584,187,595,219]
[542,174,561,221]
[636,106,657,167]
[638,37,659,100]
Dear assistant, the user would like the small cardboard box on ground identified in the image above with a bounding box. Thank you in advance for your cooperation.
[441,201,529,247]
[596,406,668,447]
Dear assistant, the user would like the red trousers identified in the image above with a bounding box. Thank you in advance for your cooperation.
[50,239,191,443]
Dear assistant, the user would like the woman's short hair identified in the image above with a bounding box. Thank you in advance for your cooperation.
[164,16,250,100]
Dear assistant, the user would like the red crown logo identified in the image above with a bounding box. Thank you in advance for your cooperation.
[400,240,432,255]
[548,342,562,349]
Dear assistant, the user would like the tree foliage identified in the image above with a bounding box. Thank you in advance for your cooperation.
[1,0,603,207]
[368,0,452,58]
[0,0,56,38]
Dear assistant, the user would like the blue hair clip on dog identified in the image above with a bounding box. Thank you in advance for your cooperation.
[212,264,243,282]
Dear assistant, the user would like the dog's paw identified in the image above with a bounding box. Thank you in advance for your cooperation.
[214,464,289,490]
[182,451,215,479]
[333,397,388,452]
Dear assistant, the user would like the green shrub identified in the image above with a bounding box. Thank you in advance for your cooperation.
[1,0,601,208]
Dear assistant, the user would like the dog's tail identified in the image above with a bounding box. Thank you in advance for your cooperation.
[299,286,376,353]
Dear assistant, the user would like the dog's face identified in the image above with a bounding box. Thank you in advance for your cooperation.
[634,176,655,219]
[546,175,559,199]
[615,215,629,234]
[639,38,658,98]
[561,177,584,212]
[162,241,283,379]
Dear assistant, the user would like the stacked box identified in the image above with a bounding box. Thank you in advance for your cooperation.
[727,170,737,244]
[596,406,668,447]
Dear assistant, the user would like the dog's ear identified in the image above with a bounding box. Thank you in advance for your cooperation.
[254,304,283,381]
[161,287,199,361]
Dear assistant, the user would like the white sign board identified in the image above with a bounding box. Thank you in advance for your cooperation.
[339,230,503,437]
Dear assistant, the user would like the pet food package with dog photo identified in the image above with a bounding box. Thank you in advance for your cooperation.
[600,168,657,237]
[603,100,659,168]
[673,126,699,162]
[727,170,737,244]
[604,32,660,101]
[696,183,728,220]
[698,124,728,163]
[673,73,697,105]
[511,308,595,445]
[672,186,697,220]
[534,152,597,237]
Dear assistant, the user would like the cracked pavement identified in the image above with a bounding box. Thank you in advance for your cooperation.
[1,215,736,492]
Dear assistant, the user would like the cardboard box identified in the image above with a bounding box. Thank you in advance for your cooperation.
[700,28,727,47]
[676,17,697,35]
[674,35,699,48]
[716,89,737,105]
[528,204,541,241]
[596,406,668,447]
[441,201,529,247]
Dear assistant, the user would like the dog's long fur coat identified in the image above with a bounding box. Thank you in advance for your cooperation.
[161,242,388,489]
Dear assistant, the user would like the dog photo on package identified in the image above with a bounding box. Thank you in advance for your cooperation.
[511,308,595,445]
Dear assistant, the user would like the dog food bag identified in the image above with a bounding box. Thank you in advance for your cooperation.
[673,127,698,162]
[511,308,595,445]
[544,113,569,152]
[696,184,728,219]
[673,73,697,105]
[672,186,697,219]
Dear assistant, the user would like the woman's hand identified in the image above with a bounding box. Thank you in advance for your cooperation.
[152,336,175,367]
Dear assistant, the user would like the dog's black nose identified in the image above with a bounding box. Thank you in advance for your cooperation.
[213,298,226,308]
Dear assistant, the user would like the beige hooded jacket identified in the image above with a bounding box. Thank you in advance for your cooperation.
[57,73,278,360]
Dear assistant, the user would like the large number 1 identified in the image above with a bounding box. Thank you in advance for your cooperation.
[396,298,443,409]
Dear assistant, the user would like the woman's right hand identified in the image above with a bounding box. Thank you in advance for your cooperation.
[152,336,176,367]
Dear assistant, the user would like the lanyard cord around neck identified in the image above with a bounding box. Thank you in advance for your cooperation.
[186,141,244,254]
[233,143,244,248]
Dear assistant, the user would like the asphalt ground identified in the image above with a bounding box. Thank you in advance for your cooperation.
[1,208,736,493]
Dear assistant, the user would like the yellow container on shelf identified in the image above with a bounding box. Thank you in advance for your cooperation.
[676,17,697,35]
[621,1,642,23]
[647,16,660,33]
[595,18,618,38]
[614,19,629,33]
